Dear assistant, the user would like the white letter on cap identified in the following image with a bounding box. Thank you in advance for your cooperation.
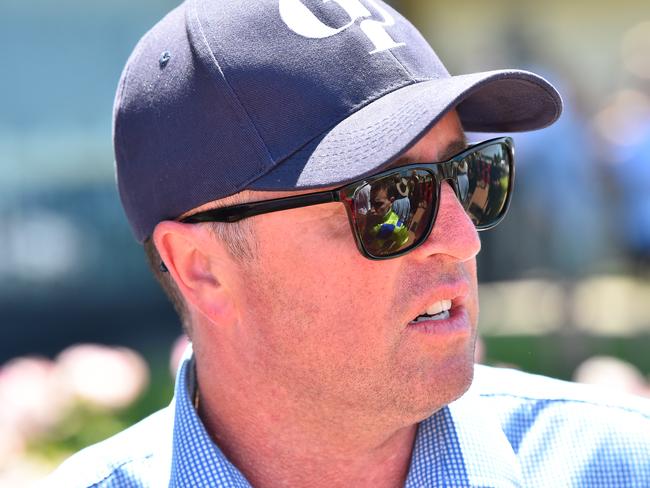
[279,0,405,54]
[359,0,405,54]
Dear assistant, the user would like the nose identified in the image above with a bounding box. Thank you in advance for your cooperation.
[412,181,481,262]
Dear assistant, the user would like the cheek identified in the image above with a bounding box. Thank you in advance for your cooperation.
[242,219,400,363]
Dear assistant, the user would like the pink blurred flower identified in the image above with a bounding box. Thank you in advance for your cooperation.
[0,457,53,488]
[0,357,70,437]
[0,356,71,469]
[56,344,149,410]
[573,355,648,397]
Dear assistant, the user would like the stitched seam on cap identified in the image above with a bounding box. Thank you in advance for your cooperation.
[258,103,429,186]
[346,78,416,117]
[316,105,429,158]
[264,77,418,169]
[346,76,435,117]
[386,48,417,83]
[190,1,271,172]
[328,101,418,139]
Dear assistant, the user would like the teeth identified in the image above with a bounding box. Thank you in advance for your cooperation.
[425,300,452,316]
[410,300,454,324]
[412,310,450,323]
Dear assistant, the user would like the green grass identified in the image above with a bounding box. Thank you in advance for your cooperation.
[482,333,650,380]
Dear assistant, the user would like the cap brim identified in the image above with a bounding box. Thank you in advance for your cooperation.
[250,69,561,190]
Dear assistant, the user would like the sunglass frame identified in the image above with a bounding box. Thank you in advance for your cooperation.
[181,137,514,260]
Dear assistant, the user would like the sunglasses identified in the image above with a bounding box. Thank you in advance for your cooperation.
[182,137,514,260]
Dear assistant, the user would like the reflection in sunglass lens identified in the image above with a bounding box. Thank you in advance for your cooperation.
[461,143,510,227]
[351,140,512,258]
[354,170,435,257]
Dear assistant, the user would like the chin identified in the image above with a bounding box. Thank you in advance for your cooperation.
[405,354,476,422]
[440,357,475,402]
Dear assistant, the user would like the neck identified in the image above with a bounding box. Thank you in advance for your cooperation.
[194,358,417,488]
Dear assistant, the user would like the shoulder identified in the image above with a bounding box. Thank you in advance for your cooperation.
[44,406,173,488]
[472,365,650,485]
[472,364,650,417]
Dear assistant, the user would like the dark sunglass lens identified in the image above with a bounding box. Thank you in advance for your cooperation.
[462,142,511,227]
[354,170,434,257]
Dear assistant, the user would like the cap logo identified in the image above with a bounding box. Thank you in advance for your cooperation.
[279,0,406,54]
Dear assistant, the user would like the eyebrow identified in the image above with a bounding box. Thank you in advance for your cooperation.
[388,135,469,169]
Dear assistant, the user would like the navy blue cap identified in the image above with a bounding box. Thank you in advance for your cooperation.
[114,0,562,242]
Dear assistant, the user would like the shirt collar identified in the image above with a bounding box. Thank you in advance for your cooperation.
[170,348,521,487]
[406,378,523,488]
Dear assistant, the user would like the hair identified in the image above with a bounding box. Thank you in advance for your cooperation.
[144,191,258,335]
[370,179,392,199]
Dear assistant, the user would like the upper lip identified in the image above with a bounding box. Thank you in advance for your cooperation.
[409,281,470,321]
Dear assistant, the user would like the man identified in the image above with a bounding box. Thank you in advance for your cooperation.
[390,177,412,223]
[364,180,410,254]
[49,0,650,486]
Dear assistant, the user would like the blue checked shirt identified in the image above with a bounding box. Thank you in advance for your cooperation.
[48,349,650,487]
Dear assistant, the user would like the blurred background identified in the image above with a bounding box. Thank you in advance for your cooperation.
[2,0,649,484]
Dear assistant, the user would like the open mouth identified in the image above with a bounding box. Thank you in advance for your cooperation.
[410,299,452,324]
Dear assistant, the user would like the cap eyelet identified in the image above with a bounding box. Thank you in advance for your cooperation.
[159,51,171,68]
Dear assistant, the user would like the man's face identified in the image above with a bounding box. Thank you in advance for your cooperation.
[369,186,393,220]
[218,111,481,427]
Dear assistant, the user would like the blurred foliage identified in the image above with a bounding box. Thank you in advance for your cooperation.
[26,349,174,468]
[484,334,650,381]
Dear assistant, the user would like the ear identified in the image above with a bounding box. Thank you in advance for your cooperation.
[153,221,237,327]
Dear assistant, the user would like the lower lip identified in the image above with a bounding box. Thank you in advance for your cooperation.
[406,306,471,336]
